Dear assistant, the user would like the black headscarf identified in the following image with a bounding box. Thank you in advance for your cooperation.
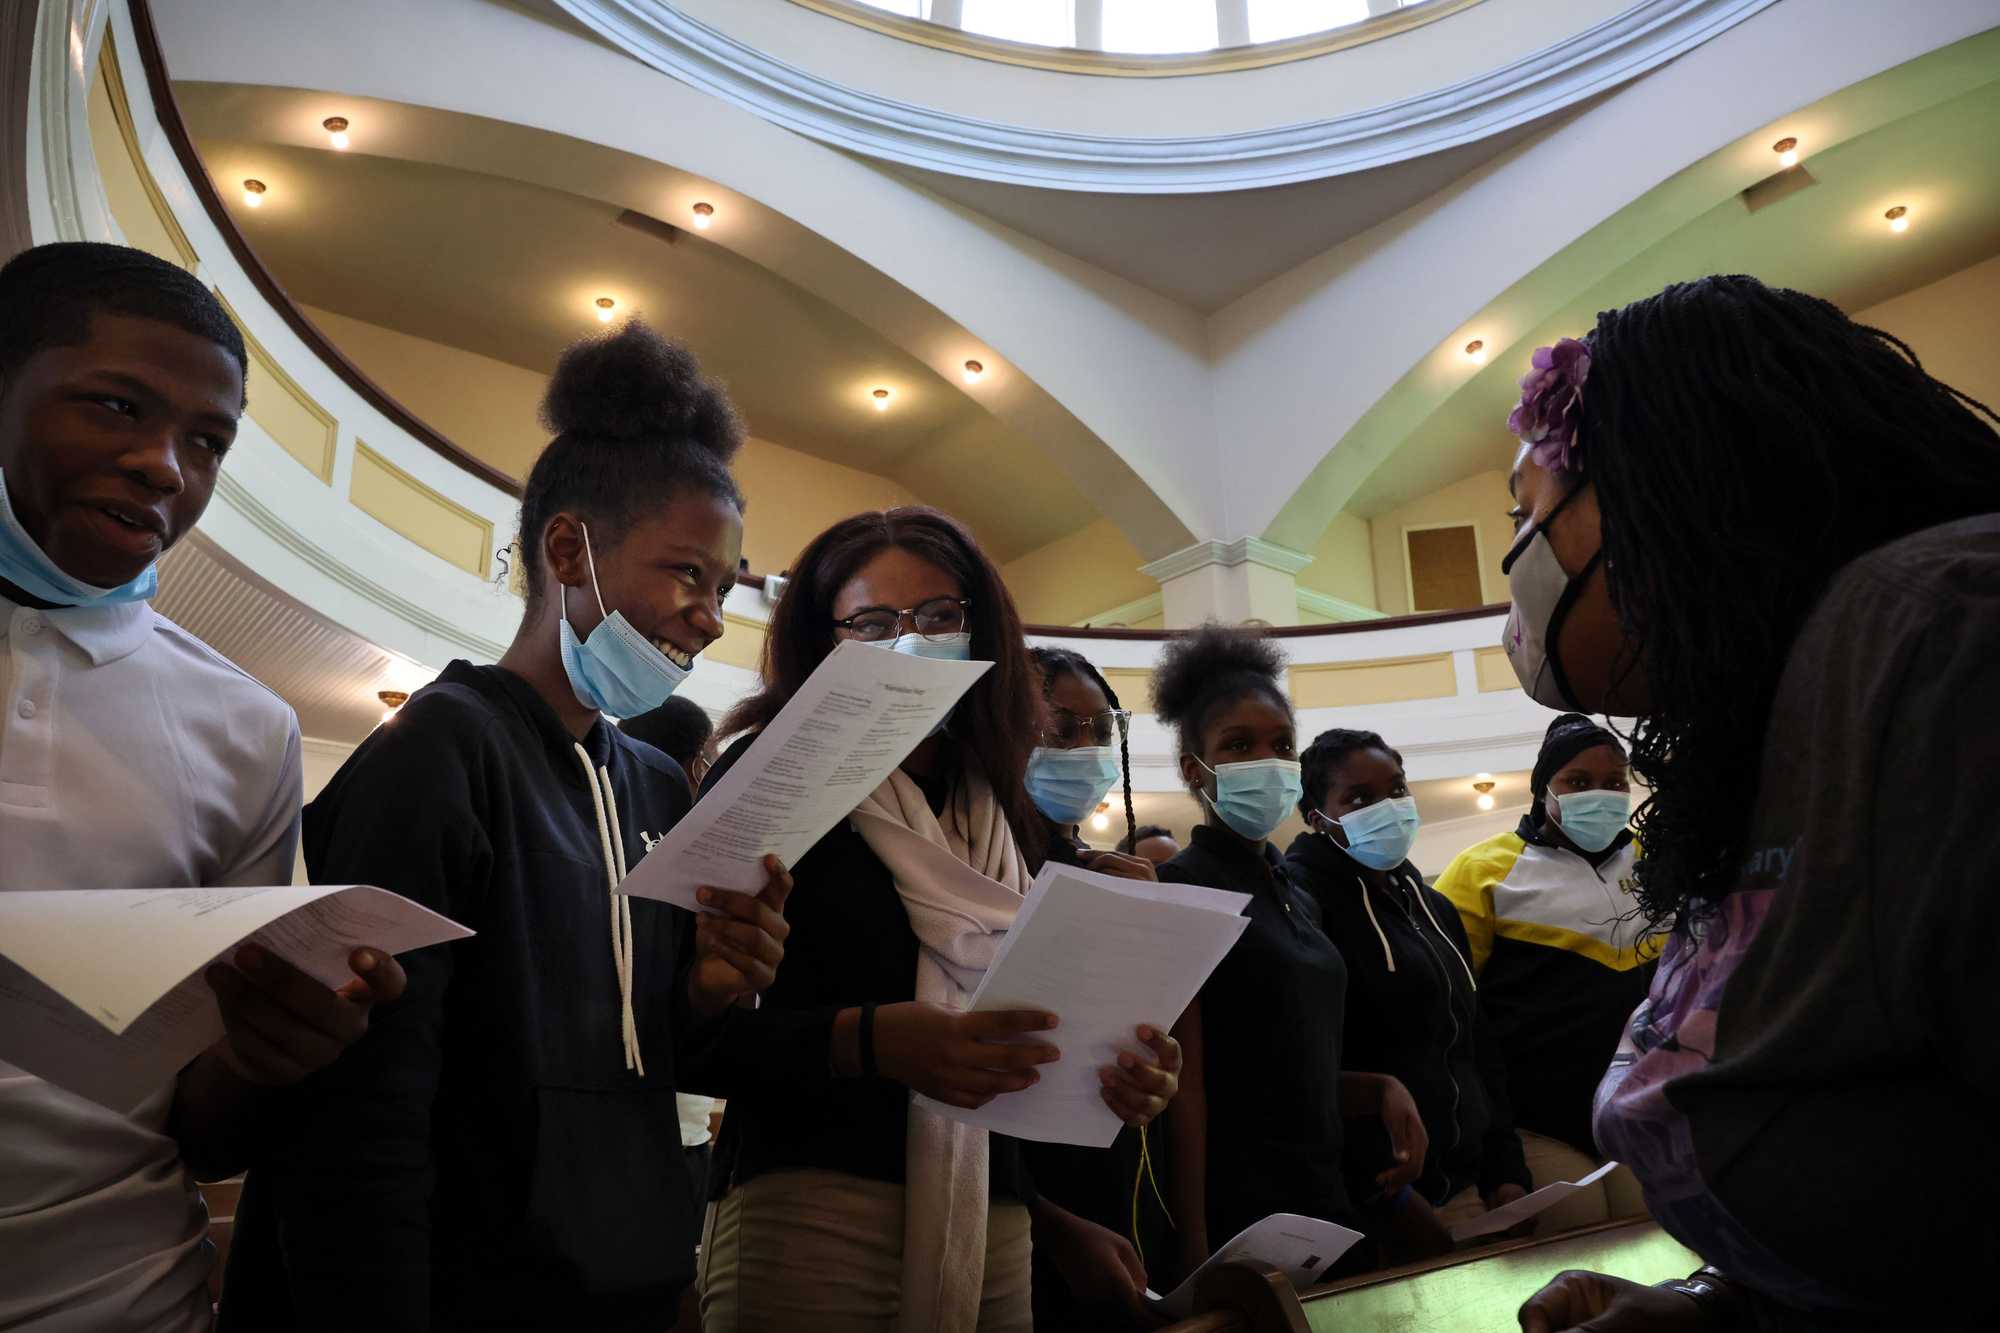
[1529,713,1626,824]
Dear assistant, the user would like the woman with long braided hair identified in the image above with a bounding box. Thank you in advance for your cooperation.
[1505,275,2000,1331]
[1024,647,1144,871]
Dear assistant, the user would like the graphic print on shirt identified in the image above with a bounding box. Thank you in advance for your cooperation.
[1592,839,1841,1310]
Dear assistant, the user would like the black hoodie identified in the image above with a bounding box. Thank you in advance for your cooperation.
[1283,831,1529,1205]
[220,661,715,1332]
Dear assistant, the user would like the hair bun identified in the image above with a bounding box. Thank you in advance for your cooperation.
[540,319,745,460]
[1150,623,1287,729]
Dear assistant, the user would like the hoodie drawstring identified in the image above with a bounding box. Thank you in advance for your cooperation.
[574,741,645,1076]
[1409,872,1479,993]
[1358,879,1396,973]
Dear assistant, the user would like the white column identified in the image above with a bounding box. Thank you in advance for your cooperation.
[1216,0,1251,49]
[1074,0,1104,50]
[929,0,965,28]
[1366,0,1401,16]
[1140,537,1313,628]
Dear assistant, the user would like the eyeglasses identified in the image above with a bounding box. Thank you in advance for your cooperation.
[831,596,971,643]
[1041,707,1131,749]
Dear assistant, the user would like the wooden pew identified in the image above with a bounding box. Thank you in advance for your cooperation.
[1159,1218,1699,1333]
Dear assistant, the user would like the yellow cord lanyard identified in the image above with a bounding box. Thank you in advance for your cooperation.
[1128,1122,1175,1265]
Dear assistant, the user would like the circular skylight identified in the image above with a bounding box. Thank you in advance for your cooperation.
[848,1,1437,56]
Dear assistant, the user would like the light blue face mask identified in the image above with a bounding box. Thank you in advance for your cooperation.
[557,522,691,717]
[0,467,159,607]
[1196,757,1302,842]
[1026,745,1121,826]
[1323,795,1421,871]
[1553,789,1630,853]
[866,630,973,735]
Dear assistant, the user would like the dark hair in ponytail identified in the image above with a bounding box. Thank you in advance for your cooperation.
[1028,646,1135,850]
[1151,624,1290,795]
[1577,275,2000,926]
[515,320,745,607]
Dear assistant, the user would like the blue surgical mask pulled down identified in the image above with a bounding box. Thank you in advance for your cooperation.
[1197,757,1302,842]
[1324,795,1421,871]
[0,467,159,607]
[1553,789,1630,853]
[557,522,691,717]
[1026,746,1121,826]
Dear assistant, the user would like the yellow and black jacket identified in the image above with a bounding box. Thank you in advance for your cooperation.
[1435,818,1655,1154]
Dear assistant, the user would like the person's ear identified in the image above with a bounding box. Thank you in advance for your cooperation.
[1178,752,1205,795]
[544,513,588,590]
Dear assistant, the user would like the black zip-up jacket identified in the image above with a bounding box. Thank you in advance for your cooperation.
[219,662,714,1332]
[1284,831,1530,1205]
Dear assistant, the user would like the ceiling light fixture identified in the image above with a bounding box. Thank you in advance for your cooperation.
[1473,779,1496,812]
[595,296,616,323]
[1462,339,1486,365]
[1772,135,1799,168]
[241,178,266,209]
[691,201,714,230]
[962,359,984,384]
[1090,803,1111,831]
[1885,204,1909,233]
[324,116,350,150]
[872,387,892,411]
[377,689,410,725]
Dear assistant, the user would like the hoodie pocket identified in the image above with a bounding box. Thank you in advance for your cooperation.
[521,1082,695,1298]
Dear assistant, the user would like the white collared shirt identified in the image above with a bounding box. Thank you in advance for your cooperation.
[0,590,301,1332]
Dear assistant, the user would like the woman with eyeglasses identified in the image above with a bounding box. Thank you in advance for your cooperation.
[1151,626,1431,1280]
[1284,728,1529,1250]
[1019,646,1175,1329]
[694,507,1181,1333]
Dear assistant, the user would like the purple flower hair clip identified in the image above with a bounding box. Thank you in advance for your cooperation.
[1506,336,1592,474]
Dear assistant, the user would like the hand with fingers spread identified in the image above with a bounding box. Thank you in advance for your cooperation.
[1075,849,1158,883]
[1518,1270,1710,1332]
[202,943,409,1086]
[690,853,794,1016]
[1097,1024,1180,1128]
[871,1003,1061,1109]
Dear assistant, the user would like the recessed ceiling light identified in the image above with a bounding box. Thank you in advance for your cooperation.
[377,689,410,725]
[962,359,984,384]
[1473,778,1496,811]
[1885,204,1909,233]
[241,178,266,208]
[1462,339,1486,364]
[1772,135,1799,168]
[595,296,616,322]
[691,201,714,230]
[323,116,350,151]
[872,387,892,411]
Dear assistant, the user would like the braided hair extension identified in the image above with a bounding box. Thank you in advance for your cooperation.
[1578,275,2000,926]
[1028,646,1136,849]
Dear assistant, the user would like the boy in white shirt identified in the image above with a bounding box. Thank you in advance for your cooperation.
[0,241,405,1331]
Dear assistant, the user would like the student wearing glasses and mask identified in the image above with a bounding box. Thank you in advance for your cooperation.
[696,507,1181,1333]
[1150,626,1431,1279]
[1020,646,1173,1328]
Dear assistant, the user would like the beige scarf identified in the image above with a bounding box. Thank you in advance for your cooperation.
[852,768,1030,1333]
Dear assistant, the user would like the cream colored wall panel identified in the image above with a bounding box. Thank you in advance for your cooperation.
[1101,667,1154,714]
[1002,517,1155,626]
[1291,653,1457,709]
[706,612,769,673]
[1474,646,1520,693]
[87,47,196,270]
[350,443,494,577]
[212,292,338,482]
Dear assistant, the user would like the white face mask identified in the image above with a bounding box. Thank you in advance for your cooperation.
[1501,487,1603,712]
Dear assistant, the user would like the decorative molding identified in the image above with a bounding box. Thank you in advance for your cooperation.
[1139,535,1313,583]
[1070,590,1164,629]
[28,0,112,243]
[1296,587,1387,623]
[93,37,194,267]
[211,470,510,663]
[349,441,496,578]
[1022,602,1507,642]
[782,0,1485,78]
[0,0,41,260]
[549,0,1780,192]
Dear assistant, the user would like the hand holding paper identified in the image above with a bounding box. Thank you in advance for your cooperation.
[0,885,472,1111]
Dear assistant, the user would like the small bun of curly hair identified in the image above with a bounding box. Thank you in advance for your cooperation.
[1151,623,1291,754]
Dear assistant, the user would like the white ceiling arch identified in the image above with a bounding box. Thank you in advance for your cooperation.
[549,0,1780,192]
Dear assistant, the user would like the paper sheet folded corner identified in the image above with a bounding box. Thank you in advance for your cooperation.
[912,863,1250,1148]
[1446,1161,1624,1241]
[617,639,992,911]
[0,884,471,1113]
[1146,1213,1366,1319]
